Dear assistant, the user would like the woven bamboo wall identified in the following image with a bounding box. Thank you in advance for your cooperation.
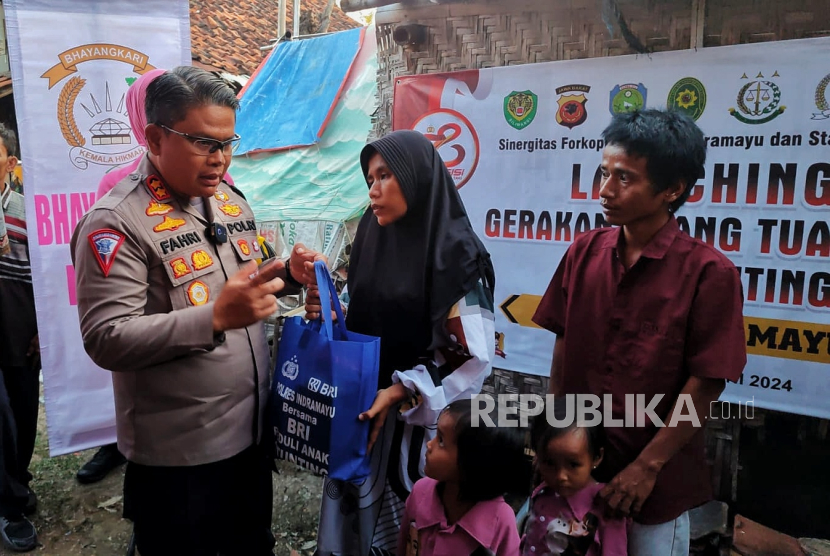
[372,0,830,138]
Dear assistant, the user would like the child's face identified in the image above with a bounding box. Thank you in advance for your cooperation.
[537,428,602,498]
[0,140,16,178]
[424,411,460,483]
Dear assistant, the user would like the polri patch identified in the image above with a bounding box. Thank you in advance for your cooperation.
[218,203,242,217]
[145,200,173,216]
[153,216,187,233]
[88,229,125,277]
[187,281,210,306]
[170,257,192,279]
[237,239,250,256]
[191,249,214,270]
[214,190,230,202]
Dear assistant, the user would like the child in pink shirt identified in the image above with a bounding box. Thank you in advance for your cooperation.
[521,398,628,556]
[397,398,530,556]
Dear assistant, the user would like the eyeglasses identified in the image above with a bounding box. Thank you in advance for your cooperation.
[157,124,241,156]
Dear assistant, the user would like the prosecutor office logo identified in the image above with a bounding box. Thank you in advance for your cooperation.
[282,356,300,381]
[812,73,830,120]
[729,71,785,124]
[555,85,590,129]
[412,109,480,189]
[609,83,647,115]
[41,43,156,170]
[668,77,707,121]
[503,90,538,130]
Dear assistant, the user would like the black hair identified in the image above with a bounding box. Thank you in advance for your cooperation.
[444,398,532,503]
[0,123,19,158]
[601,108,706,213]
[145,65,240,128]
[531,397,606,461]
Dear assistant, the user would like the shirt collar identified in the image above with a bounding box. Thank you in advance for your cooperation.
[599,216,680,260]
[416,478,501,548]
[531,482,604,521]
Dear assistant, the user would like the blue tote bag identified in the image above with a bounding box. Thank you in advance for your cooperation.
[271,260,380,482]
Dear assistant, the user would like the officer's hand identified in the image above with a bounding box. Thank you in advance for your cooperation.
[213,260,284,332]
[290,243,327,286]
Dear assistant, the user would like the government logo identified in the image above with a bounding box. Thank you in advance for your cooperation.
[728,71,785,124]
[503,90,538,130]
[609,83,647,115]
[282,356,300,381]
[812,73,830,120]
[668,77,707,121]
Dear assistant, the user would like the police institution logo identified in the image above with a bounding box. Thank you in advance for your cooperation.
[812,73,830,120]
[503,90,538,130]
[87,229,125,277]
[609,83,647,115]
[555,84,590,129]
[282,356,300,381]
[41,44,157,170]
[729,71,785,124]
[412,109,480,189]
[668,77,707,121]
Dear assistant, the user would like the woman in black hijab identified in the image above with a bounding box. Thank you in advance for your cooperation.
[308,130,497,556]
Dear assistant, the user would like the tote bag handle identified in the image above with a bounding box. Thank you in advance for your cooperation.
[314,260,348,339]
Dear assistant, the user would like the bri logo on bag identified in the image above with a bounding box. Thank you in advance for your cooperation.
[308,377,338,398]
[282,356,300,381]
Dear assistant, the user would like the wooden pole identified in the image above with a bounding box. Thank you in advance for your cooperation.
[690,0,705,49]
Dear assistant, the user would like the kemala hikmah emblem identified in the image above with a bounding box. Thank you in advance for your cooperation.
[42,43,156,170]
[503,91,538,130]
[729,71,785,124]
[555,85,590,129]
[609,83,647,115]
[668,77,707,121]
[812,73,830,120]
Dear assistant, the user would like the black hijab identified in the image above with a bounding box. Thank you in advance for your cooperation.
[346,130,495,386]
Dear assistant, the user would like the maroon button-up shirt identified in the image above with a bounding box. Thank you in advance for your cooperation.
[532,217,746,524]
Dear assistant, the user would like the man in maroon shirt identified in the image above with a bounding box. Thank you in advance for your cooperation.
[533,109,746,555]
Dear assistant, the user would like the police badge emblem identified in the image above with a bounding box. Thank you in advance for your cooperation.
[87,229,125,277]
[555,85,590,129]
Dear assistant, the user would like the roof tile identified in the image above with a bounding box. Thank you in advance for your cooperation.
[190,0,361,75]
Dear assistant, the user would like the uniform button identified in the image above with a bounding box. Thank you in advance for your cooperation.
[531,546,536,552]
[540,516,545,522]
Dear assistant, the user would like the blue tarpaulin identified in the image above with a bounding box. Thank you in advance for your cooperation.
[235,27,364,154]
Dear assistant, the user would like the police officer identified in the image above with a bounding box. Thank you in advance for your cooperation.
[71,66,321,556]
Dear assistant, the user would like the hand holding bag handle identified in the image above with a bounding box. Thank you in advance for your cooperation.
[314,260,347,340]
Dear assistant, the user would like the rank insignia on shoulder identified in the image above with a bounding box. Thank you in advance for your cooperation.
[187,281,210,306]
[218,203,242,217]
[88,229,125,277]
[146,175,171,202]
[214,190,230,202]
[170,257,192,279]
[191,249,214,270]
[153,216,187,233]
[146,200,173,216]
[237,239,250,256]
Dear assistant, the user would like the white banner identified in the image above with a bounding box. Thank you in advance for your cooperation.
[394,37,830,419]
[6,0,191,455]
